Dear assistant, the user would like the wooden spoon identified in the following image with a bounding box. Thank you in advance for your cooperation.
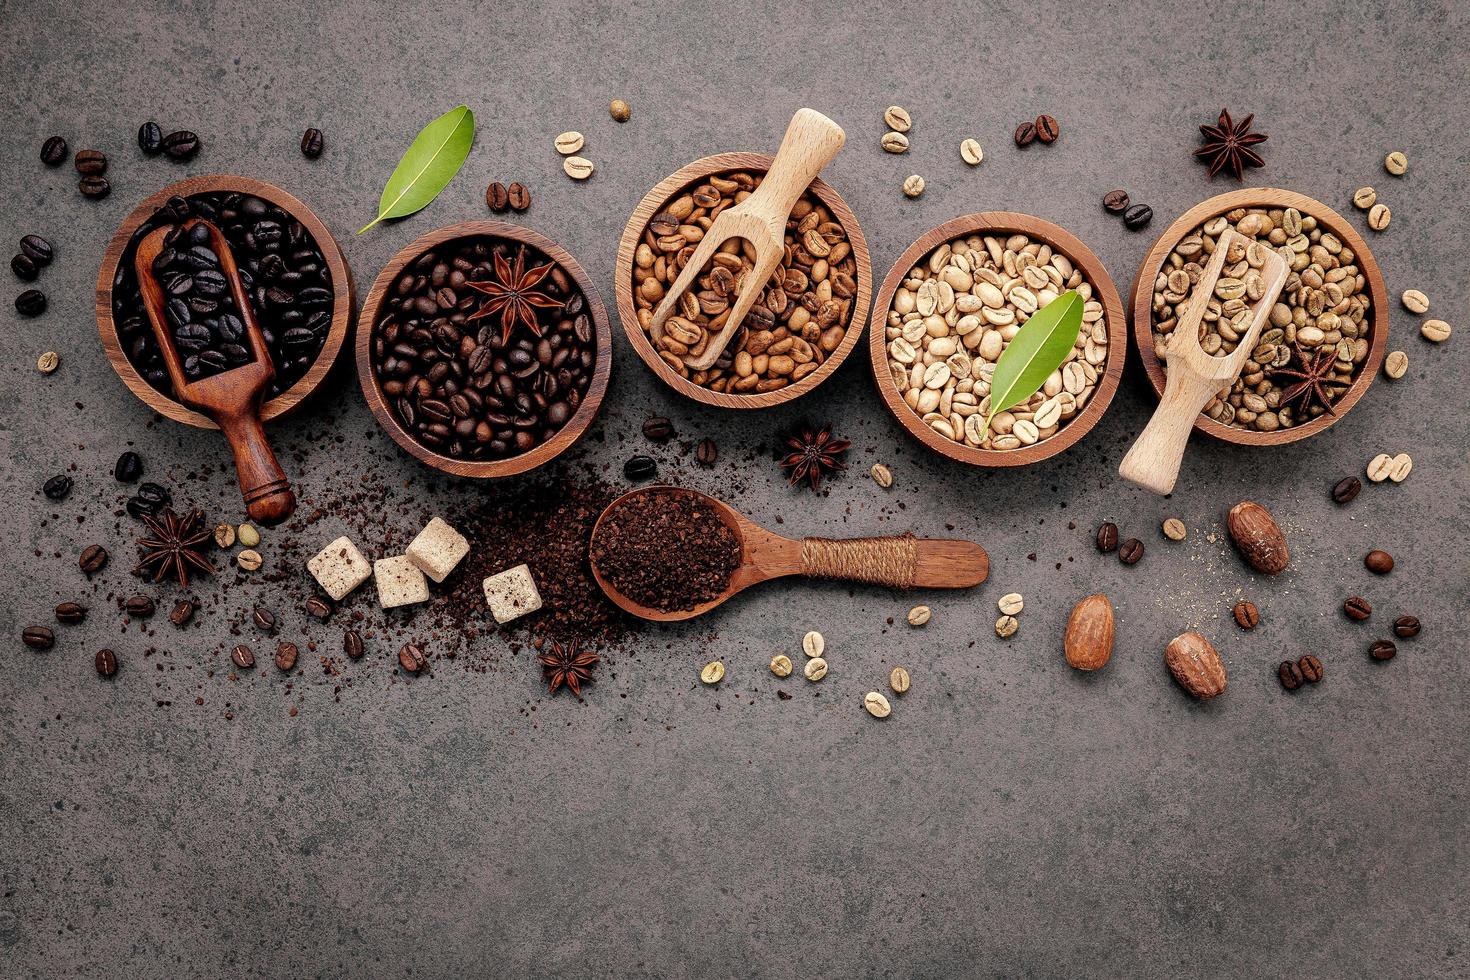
[589,486,988,622]
[649,108,846,371]
[134,218,297,525]
[1118,229,1289,495]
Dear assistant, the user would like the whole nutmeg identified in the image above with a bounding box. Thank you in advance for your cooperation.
[1226,501,1289,575]
[1064,593,1114,670]
[1165,631,1227,699]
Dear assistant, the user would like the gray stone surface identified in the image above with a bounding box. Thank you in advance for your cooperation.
[2,0,1467,976]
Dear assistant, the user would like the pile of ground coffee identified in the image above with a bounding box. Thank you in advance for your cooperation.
[589,490,741,612]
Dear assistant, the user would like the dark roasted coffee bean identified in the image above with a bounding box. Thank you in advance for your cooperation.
[1343,596,1371,621]
[252,606,277,632]
[138,121,163,155]
[343,629,365,659]
[231,644,256,668]
[1332,475,1362,504]
[43,474,73,500]
[1095,521,1119,553]
[624,455,656,481]
[300,128,324,158]
[696,438,718,467]
[1118,538,1144,565]
[1393,615,1421,638]
[126,495,160,519]
[41,135,68,166]
[1297,655,1323,683]
[162,130,200,160]
[79,176,111,199]
[74,149,107,175]
[274,641,299,671]
[136,483,170,507]
[168,600,195,626]
[23,626,56,650]
[1369,639,1397,661]
[1278,660,1304,691]
[1232,600,1259,629]
[1364,549,1394,574]
[1103,190,1130,213]
[642,416,675,442]
[15,288,47,315]
[20,235,54,265]
[1013,121,1037,147]
[1123,204,1153,230]
[124,595,156,618]
[79,544,108,575]
[11,253,38,281]
[1034,114,1060,143]
[114,450,143,482]
[398,642,427,674]
[507,182,531,211]
[95,648,119,677]
[305,596,332,621]
[55,602,86,625]
[486,182,510,211]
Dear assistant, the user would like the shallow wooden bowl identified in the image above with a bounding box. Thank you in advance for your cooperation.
[614,152,872,409]
[1131,188,1389,446]
[355,220,612,479]
[96,174,355,429]
[869,212,1127,467]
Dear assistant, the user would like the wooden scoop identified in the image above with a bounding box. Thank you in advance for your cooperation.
[1119,229,1289,495]
[134,218,297,525]
[589,486,988,622]
[650,108,846,371]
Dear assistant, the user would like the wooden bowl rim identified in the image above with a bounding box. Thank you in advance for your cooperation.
[867,211,1128,468]
[613,151,873,410]
[354,220,613,480]
[1130,187,1389,446]
[95,173,355,430]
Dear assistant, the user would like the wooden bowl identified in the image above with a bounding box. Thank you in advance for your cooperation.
[614,152,872,409]
[355,220,612,479]
[1131,188,1389,446]
[869,212,1127,467]
[96,174,354,429]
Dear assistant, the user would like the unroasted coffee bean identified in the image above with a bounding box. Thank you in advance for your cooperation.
[41,135,68,165]
[399,642,427,673]
[300,128,324,159]
[343,629,365,659]
[74,149,107,175]
[252,606,277,632]
[486,181,510,212]
[1297,655,1323,683]
[1233,600,1260,629]
[696,438,717,467]
[1343,596,1371,621]
[23,626,55,650]
[124,595,156,618]
[507,182,531,211]
[274,641,299,671]
[305,596,332,621]
[231,643,256,668]
[168,600,195,626]
[1118,538,1144,565]
[1123,204,1153,230]
[138,121,163,154]
[1393,615,1421,638]
[1014,121,1037,147]
[1103,190,1130,213]
[114,450,143,482]
[95,648,119,677]
[1278,659,1304,690]
[1364,549,1394,574]
[16,288,47,315]
[642,416,675,442]
[12,253,38,281]
[1369,639,1396,661]
[79,544,108,575]
[1332,476,1361,504]
[79,175,110,198]
[1034,114,1060,143]
[162,130,200,160]
[1095,521,1119,553]
[624,455,656,481]
[43,474,73,500]
[55,602,86,624]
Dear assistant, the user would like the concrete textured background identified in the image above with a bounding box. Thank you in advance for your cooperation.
[2,0,1467,976]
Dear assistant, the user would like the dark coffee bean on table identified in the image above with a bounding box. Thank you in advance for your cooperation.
[126,481,172,519]
[20,234,54,266]
[624,455,656,481]
[79,176,111,199]
[23,626,56,650]
[507,182,531,211]
[1013,121,1037,147]
[169,599,196,626]
[138,121,163,155]
[1095,521,1119,553]
[486,182,510,212]
[1034,114,1060,143]
[300,128,324,159]
[79,544,108,575]
[1393,615,1421,638]
[95,648,119,677]
[1278,660,1303,691]
[231,644,255,668]
[1369,639,1397,661]
[1233,600,1259,629]
[1123,204,1153,230]
[124,595,156,618]
[74,149,107,175]
[162,130,200,160]
[398,642,427,673]
[1364,549,1394,574]
[1343,596,1372,621]
[1332,476,1362,504]
[1118,538,1144,565]
[11,253,38,281]
[642,416,674,442]
[696,437,718,467]
[41,135,68,166]
[343,629,365,659]
[274,641,299,671]
[55,602,86,624]
[114,450,143,482]
[15,289,47,315]
[43,475,72,500]
[1297,655,1324,683]
[1103,190,1130,213]
[305,596,332,621]
[252,606,277,632]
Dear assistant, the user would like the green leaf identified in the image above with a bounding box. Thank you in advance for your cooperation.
[358,105,475,234]
[983,290,1084,437]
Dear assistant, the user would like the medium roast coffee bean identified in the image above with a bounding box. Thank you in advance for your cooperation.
[343,629,365,659]
[1278,660,1303,690]
[1034,114,1060,143]
[74,149,107,175]
[300,128,324,158]
[114,450,143,482]
[41,135,68,165]
[95,648,119,677]
[252,606,277,632]
[1369,639,1397,661]
[1332,476,1361,504]
[1118,538,1144,565]
[696,438,717,467]
[11,253,38,281]
[1343,596,1372,621]
[1013,121,1037,147]
[1364,549,1394,574]
[1393,615,1421,638]
[1297,655,1323,683]
[124,595,156,618]
[1103,190,1130,213]
[1095,521,1119,553]
[507,182,531,211]
[55,602,86,624]
[642,416,674,442]
[274,641,299,671]
[168,600,195,626]
[624,455,656,481]
[305,596,332,621]
[486,182,510,212]
[43,475,72,500]
[162,130,200,159]
[398,642,427,673]
[79,176,111,198]
[1233,600,1260,629]
[1123,204,1153,230]
[79,544,108,575]
[231,644,256,668]
[138,121,163,155]
[15,289,47,315]
[23,626,55,650]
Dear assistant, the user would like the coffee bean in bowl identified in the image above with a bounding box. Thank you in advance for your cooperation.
[358,221,610,478]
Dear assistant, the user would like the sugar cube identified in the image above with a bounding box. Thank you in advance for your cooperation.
[482,563,542,624]
[406,517,470,583]
[374,554,430,609]
[307,536,371,601]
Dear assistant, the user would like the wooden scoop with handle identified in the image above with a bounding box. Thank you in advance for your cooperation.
[1119,229,1289,495]
[650,108,846,371]
[134,218,297,525]
[589,486,988,622]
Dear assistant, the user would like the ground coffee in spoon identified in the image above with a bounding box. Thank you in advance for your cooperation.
[589,490,741,612]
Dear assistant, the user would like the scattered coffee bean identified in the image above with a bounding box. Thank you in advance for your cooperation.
[344,629,365,658]
[42,474,73,500]
[1034,114,1060,143]
[889,666,911,694]
[802,657,827,681]
[22,626,55,650]
[20,234,53,266]
[1383,350,1408,379]
[237,523,261,547]
[36,351,60,374]
[609,99,631,122]
[1364,549,1394,574]
[126,482,171,519]
[1369,639,1396,661]
[79,544,108,575]
[114,450,143,482]
[1103,190,1130,213]
[401,642,430,673]
[554,131,584,155]
[79,175,111,198]
[1123,204,1153,230]
[1401,288,1429,314]
[907,605,931,627]
[1118,538,1144,564]
[695,438,717,467]
[769,654,793,677]
[138,121,163,155]
[1332,476,1361,504]
[1013,121,1037,147]
[11,253,38,281]
[1367,203,1391,231]
[1297,655,1323,683]
[237,549,263,571]
[231,644,256,668]
[959,138,983,165]
[1367,453,1392,482]
[75,149,107,175]
[95,648,119,677]
[624,455,656,481]
[1352,186,1376,209]
[485,181,510,212]
[870,463,893,488]
[1278,660,1304,690]
[252,606,277,632]
[507,182,531,211]
[642,416,675,442]
[1421,319,1451,343]
[1162,518,1187,541]
[124,595,156,618]
[41,135,68,166]
[995,614,1019,638]
[880,131,910,154]
[998,592,1024,616]
[902,174,925,198]
[802,631,825,658]
[300,128,324,159]
[16,288,47,315]
[562,156,594,180]
[1095,521,1119,553]
[1233,600,1260,629]
[1393,615,1421,638]
[305,596,333,621]
[864,691,892,718]
[883,106,912,132]
[168,600,195,626]
[274,641,299,671]
[700,660,725,684]
[1343,596,1372,621]
[1386,453,1412,482]
[213,523,235,548]
[162,130,200,160]
[55,602,86,625]
[1383,150,1407,176]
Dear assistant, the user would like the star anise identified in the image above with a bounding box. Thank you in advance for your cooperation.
[777,423,851,492]
[1268,342,1345,418]
[1195,108,1268,180]
[537,639,599,696]
[465,246,563,345]
[134,507,215,587]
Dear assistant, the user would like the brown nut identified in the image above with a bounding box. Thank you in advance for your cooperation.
[1063,594,1114,670]
[1226,501,1289,575]
[1165,631,1227,699]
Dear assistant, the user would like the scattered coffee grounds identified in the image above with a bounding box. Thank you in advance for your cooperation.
[111,191,334,400]
[590,490,741,612]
